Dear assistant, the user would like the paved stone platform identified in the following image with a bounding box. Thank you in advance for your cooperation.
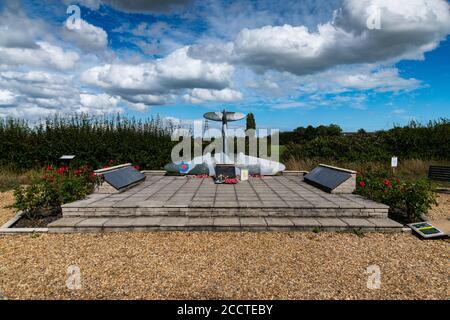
[47,176,403,232]
[60,176,389,218]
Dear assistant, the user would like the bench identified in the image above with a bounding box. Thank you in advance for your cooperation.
[428,166,450,182]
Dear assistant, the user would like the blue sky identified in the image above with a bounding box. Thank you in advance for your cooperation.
[0,0,449,131]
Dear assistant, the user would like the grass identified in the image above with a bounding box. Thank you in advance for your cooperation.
[0,167,41,192]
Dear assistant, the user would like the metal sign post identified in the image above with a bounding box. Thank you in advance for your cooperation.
[391,156,398,175]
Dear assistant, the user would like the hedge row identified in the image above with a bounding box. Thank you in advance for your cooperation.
[1,115,449,171]
[282,119,450,162]
[0,114,176,170]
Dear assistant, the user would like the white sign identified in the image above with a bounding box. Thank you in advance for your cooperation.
[240,169,249,181]
[391,157,398,168]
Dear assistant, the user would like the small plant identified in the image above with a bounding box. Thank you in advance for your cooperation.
[13,165,98,219]
[312,226,321,233]
[352,228,365,237]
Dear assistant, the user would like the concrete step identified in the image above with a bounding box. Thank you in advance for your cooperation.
[48,216,404,233]
[62,207,388,219]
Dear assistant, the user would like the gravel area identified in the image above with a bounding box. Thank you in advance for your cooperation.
[0,191,15,226]
[0,232,448,300]
[427,193,450,221]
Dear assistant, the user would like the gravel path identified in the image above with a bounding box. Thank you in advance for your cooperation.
[0,232,448,300]
[0,192,15,226]
[428,193,450,221]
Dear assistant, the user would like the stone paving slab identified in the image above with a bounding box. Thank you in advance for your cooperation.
[48,216,404,233]
[341,218,376,228]
[76,218,109,227]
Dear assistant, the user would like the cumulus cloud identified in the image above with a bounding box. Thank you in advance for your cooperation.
[79,93,122,113]
[297,66,422,94]
[0,41,79,70]
[0,89,16,106]
[62,19,108,52]
[192,0,450,76]
[184,88,243,104]
[0,3,46,49]
[81,47,235,105]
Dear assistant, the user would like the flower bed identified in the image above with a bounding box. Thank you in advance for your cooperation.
[11,165,98,223]
[355,172,437,223]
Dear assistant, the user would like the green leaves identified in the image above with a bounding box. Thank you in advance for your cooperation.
[12,166,98,219]
[356,173,437,223]
[282,119,450,162]
[0,114,175,171]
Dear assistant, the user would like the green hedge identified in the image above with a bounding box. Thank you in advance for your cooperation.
[0,114,176,170]
[282,119,450,162]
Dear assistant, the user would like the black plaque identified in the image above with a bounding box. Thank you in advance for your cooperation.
[304,166,351,192]
[215,164,236,179]
[103,166,146,190]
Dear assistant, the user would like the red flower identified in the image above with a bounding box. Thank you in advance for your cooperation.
[384,179,391,187]
[56,167,65,175]
[108,160,114,164]
[74,169,82,175]
[102,165,109,169]
[134,165,141,171]
[359,181,365,188]
[224,178,238,184]
[395,178,400,184]
[91,172,97,177]
[47,165,54,171]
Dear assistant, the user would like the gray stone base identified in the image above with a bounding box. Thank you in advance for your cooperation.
[49,217,403,233]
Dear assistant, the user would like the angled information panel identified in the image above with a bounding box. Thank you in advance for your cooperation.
[304,166,351,192]
[104,166,146,191]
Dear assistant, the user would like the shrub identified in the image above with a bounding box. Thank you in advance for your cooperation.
[13,165,98,218]
[356,172,437,223]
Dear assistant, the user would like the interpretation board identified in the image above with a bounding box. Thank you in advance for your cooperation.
[408,222,446,239]
[304,166,351,193]
[103,166,146,191]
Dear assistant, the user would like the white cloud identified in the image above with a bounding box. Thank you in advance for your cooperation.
[62,19,108,52]
[192,0,450,76]
[184,88,243,104]
[0,89,16,105]
[297,66,422,94]
[0,41,79,70]
[79,93,120,109]
[81,46,235,106]
[0,4,46,49]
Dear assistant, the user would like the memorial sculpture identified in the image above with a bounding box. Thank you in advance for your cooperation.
[164,109,286,178]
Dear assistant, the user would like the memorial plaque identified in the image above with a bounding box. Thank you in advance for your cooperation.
[304,166,351,192]
[103,166,146,191]
[215,164,236,179]
[408,222,446,239]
